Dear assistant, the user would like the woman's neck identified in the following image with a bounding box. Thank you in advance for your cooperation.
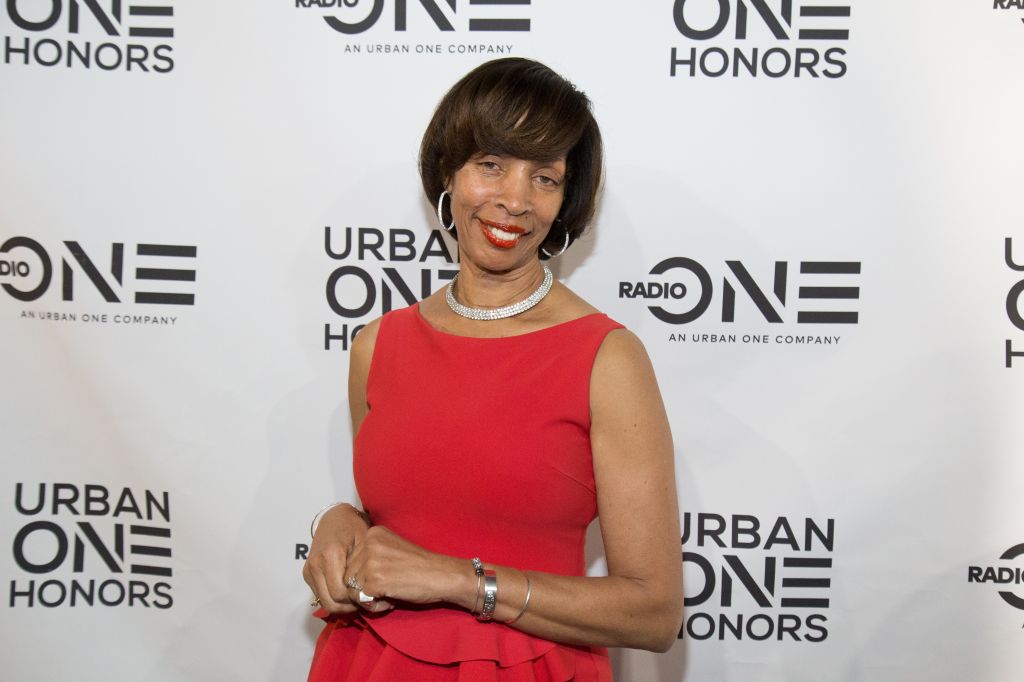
[453,259,548,310]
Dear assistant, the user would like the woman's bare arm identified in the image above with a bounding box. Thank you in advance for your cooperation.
[302,318,382,612]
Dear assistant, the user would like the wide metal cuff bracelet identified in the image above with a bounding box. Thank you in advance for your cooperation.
[477,569,498,622]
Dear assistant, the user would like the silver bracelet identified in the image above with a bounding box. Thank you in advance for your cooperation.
[505,573,532,625]
[309,503,342,538]
[471,558,485,614]
[478,569,498,622]
[310,503,372,538]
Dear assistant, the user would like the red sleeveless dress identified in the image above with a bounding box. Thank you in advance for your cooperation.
[308,303,624,681]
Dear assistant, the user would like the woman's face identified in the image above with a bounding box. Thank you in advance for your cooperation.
[448,153,566,272]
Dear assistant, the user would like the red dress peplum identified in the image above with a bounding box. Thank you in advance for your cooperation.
[308,303,624,681]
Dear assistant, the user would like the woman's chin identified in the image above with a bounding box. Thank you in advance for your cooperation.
[465,248,540,275]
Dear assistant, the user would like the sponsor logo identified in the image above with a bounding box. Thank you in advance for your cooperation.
[1006,238,1024,368]
[992,0,1024,17]
[681,512,834,642]
[620,256,860,346]
[1,0,174,73]
[323,225,457,350]
[0,236,196,327]
[297,0,530,57]
[9,483,173,608]
[968,543,1024,624]
[669,0,850,79]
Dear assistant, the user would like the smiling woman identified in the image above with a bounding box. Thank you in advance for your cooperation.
[303,58,683,681]
[442,153,566,283]
[421,58,602,266]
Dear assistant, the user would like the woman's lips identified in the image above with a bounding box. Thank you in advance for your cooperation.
[479,220,526,249]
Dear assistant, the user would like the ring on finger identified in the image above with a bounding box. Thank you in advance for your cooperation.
[309,595,321,607]
[358,590,375,603]
[346,575,363,591]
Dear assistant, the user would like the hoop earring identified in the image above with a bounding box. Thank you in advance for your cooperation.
[436,191,455,233]
[541,230,570,258]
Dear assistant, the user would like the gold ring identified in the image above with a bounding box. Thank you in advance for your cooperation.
[310,596,321,607]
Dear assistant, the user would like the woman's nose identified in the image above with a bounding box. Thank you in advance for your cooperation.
[496,170,530,216]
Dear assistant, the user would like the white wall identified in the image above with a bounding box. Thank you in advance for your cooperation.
[2,1,1023,680]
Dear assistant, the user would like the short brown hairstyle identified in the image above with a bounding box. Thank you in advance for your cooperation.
[420,58,603,259]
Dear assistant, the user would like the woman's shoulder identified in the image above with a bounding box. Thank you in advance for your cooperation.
[551,285,649,380]
[547,283,631,337]
[351,302,424,356]
[548,278,598,313]
[546,281,600,320]
[349,315,383,370]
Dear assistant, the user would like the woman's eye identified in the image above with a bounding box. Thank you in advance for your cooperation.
[479,161,500,171]
[536,175,561,187]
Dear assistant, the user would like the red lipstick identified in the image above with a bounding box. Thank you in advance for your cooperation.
[479,219,525,249]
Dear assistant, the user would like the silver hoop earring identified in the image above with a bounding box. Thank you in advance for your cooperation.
[541,230,570,258]
[436,191,455,233]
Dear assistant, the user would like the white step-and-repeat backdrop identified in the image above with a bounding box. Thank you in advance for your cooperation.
[2,1,1023,680]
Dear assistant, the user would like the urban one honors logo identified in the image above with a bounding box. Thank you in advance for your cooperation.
[968,542,1024,625]
[2,0,174,73]
[681,512,835,642]
[297,0,531,56]
[1005,237,1024,368]
[669,0,850,78]
[10,483,173,609]
[0,236,196,327]
[621,257,860,346]
[323,225,457,351]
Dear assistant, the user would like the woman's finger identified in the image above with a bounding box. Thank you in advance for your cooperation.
[362,597,394,613]
[322,553,354,607]
[344,538,367,601]
[309,557,358,615]
[345,541,388,610]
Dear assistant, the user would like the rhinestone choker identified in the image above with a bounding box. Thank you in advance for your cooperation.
[446,265,554,321]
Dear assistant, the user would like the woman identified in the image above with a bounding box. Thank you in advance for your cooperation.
[304,57,682,681]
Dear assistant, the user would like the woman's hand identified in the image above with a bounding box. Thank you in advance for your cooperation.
[302,504,375,614]
[343,526,474,612]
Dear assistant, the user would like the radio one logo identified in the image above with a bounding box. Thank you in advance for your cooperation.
[2,0,174,73]
[0,236,196,327]
[9,483,173,609]
[1005,238,1024,368]
[992,0,1024,13]
[681,512,835,642]
[323,225,457,350]
[298,0,530,56]
[669,0,850,79]
[621,257,860,346]
[968,543,1024,622]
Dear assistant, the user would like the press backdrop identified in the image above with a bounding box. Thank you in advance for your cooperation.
[2,1,1024,680]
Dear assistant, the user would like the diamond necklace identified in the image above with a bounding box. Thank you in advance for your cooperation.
[445,265,554,321]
